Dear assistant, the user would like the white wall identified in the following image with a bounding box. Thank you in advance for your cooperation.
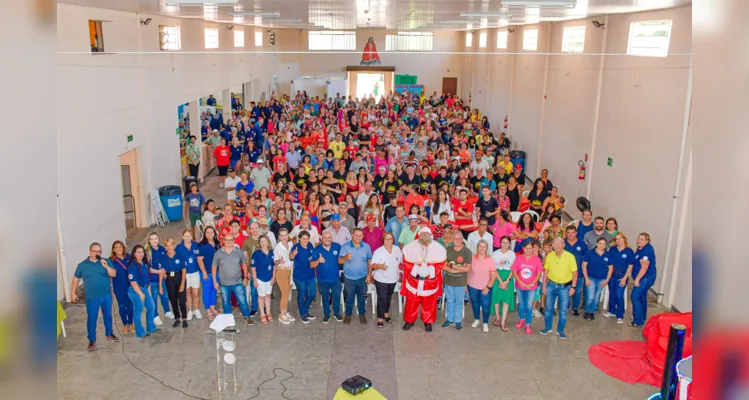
[56,3,294,286]
[463,6,692,307]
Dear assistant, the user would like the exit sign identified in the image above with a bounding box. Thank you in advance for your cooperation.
[127,134,134,143]
[607,157,613,167]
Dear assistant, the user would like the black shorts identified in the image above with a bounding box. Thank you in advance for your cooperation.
[218,165,229,176]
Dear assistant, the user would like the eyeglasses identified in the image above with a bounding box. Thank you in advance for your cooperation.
[91,250,102,254]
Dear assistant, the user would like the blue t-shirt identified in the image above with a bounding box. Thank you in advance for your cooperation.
[161,253,186,277]
[175,241,201,274]
[291,243,318,281]
[583,250,611,280]
[251,249,275,282]
[109,255,131,291]
[74,258,112,299]
[576,221,595,243]
[230,144,244,161]
[607,246,635,277]
[198,242,219,275]
[339,241,373,280]
[127,260,152,287]
[633,243,657,281]
[148,245,167,282]
[315,243,342,283]
[236,181,255,195]
[185,192,206,215]
[565,239,587,269]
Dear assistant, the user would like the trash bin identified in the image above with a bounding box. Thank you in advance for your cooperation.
[183,176,198,194]
[159,185,183,222]
[509,150,526,175]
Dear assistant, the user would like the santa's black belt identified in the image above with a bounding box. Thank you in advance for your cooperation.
[412,276,436,281]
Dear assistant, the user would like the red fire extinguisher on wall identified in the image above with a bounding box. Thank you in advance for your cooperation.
[578,160,586,180]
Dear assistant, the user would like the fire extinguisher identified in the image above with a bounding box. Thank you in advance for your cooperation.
[578,160,586,180]
[504,115,508,129]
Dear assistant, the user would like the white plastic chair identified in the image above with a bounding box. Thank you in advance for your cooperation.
[521,190,530,198]
[339,282,377,315]
[195,219,206,241]
[509,211,522,223]
[568,219,579,227]
[292,203,303,220]
[600,285,628,311]
[440,288,466,319]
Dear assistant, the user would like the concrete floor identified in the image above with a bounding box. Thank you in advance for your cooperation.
[60,174,662,400]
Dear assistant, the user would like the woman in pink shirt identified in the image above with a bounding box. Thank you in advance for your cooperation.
[512,241,544,334]
[492,210,516,249]
[467,240,498,333]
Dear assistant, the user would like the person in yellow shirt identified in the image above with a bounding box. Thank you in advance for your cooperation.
[329,132,345,159]
[540,237,578,340]
[497,155,514,175]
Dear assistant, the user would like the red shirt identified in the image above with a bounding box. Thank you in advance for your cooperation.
[213,145,231,166]
[221,229,248,247]
[404,192,425,215]
[362,226,384,252]
[453,199,474,225]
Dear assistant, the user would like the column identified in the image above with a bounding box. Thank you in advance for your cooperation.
[221,89,232,123]
[188,101,204,182]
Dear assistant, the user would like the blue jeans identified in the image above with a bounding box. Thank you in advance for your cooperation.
[230,158,241,170]
[631,277,654,325]
[113,287,133,325]
[318,280,342,318]
[294,277,317,318]
[248,276,259,312]
[517,288,535,325]
[444,285,465,323]
[608,277,627,319]
[149,280,171,315]
[128,287,156,338]
[344,277,367,316]
[570,274,586,311]
[85,294,113,342]
[468,286,492,323]
[220,284,251,318]
[544,281,571,333]
[202,273,217,310]
[585,277,607,313]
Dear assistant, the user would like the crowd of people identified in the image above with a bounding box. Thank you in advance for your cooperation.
[71,90,657,350]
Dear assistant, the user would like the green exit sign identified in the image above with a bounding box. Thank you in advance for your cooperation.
[607,157,613,167]
[127,134,134,143]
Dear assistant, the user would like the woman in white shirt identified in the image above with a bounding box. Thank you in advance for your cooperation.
[202,199,218,228]
[273,229,295,324]
[490,235,516,332]
[431,190,454,224]
[370,232,402,328]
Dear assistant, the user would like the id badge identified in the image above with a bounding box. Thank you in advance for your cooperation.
[170,272,175,278]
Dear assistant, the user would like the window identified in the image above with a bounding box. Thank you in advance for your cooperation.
[234,29,244,48]
[561,26,586,53]
[478,31,487,48]
[465,32,473,47]
[159,25,181,51]
[308,31,356,50]
[497,30,508,49]
[628,20,673,57]
[88,20,104,53]
[255,31,263,47]
[204,28,219,49]
[385,32,433,51]
[523,29,538,51]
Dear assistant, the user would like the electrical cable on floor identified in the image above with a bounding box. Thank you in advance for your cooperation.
[68,300,296,399]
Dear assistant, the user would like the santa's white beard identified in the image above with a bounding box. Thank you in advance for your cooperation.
[418,237,432,246]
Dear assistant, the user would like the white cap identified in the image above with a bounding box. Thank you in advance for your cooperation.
[257,159,265,164]
[418,226,433,235]
[408,214,420,221]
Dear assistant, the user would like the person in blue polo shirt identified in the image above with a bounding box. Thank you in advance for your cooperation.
[206,94,217,106]
[161,238,188,328]
[581,237,613,320]
[604,233,634,324]
[70,242,119,351]
[290,231,320,323]
[630,232,656,327]
[176,230,202,320]
[127,245,164,338]
[144,232,173,325]
[251,236,276,324]
[338,228,373,325]
[564,226,587,317]
[316,231,343,323]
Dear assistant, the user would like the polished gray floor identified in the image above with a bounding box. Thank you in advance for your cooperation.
[60,175,661,400]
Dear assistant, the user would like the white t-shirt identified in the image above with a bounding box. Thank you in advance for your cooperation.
[250,167,272,191]
[289,224,321,245]
[492,248,516,271]
[372,246,403,284]
[466,231,494,255]
[273,242,293,269]
[357,191,373,212]
[225,176,242,200]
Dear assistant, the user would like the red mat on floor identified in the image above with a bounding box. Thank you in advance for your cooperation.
[588,340,661,386]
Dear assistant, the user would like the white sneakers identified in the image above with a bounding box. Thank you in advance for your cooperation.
[285,312,296,322]
[603,311,615,318]
[532,309,543,318]
[153,316,163,326]
[616,318,624,324]
[165,311,175,320]
[194,309,203,319]
[187,310,194,320]
[482,323,489,333]
[471,319,481,328]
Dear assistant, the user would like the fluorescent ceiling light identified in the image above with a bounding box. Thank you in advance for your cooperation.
[501,0,577,7]
[228,11,281,17]
[269,19,302,23]
[461,12,509,17]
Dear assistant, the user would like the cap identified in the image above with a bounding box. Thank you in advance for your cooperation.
[408,214,420,221]
[257,159,265,164]
[515,164,522,170]
[366,214,376,222]
[212,129,219,133]
[227,168,234,172]
[418,226,433,235]
[189,182,197,187]
[339,201,348,207]
[330,214,341,221]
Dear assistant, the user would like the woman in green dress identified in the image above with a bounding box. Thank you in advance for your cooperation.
[490,235,516,331]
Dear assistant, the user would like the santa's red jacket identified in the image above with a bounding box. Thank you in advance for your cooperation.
[400,240,447,298]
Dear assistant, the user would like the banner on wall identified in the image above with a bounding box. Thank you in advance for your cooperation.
[395,84,425,96]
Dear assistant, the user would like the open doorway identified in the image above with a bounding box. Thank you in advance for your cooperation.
[119,148,143,236]
[356,72,385,102]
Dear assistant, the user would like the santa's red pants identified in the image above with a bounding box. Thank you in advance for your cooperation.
[403,293,438,324]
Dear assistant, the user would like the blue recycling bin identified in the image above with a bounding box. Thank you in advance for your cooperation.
[159,185,183,222]
[509,150,526,174]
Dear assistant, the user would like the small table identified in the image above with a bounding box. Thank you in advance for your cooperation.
[333,388,386,400]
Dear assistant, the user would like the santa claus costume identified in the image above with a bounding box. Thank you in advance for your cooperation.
[401,227,447,332]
